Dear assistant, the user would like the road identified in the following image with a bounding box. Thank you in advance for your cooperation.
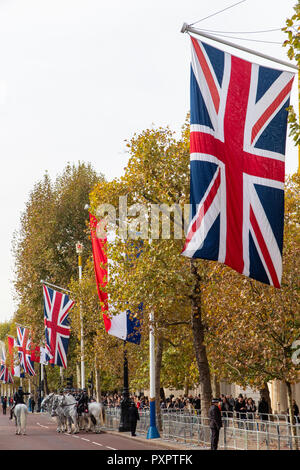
[0,409,177,451]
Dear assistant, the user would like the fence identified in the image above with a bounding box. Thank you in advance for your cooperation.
[103,407,300,450]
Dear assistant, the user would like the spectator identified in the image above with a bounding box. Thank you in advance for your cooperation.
[246,398,256,430]
[221,396,233,420]
[194,394,201,413]
[258,396,269,431]
[227,395,235,409]
[293,399,299,423]
[2,396,7,415]
[235,395,247,427]
[184,399,194,413]
[31,396,36,413]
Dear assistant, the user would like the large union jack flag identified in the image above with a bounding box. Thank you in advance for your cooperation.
[181,37,295,287]
[16,326,36,376]
[43,285,74,369]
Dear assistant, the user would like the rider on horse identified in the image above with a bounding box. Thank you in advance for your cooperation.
[9,386,30,420]
[77,388,89,416]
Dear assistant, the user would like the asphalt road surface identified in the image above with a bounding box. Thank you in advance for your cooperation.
[0,409,176,451]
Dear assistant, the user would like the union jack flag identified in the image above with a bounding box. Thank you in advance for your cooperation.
[0,340,5,366]
[182,37,295,287]
[0,340,13,383]
[0,365,13,384]
[16,326,35,376]
[43,285,74,369]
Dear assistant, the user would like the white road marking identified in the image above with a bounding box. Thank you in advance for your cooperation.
[106,446,117,450]
[92,442,103,446]
[81,438,90,442]
[37,423,49,429]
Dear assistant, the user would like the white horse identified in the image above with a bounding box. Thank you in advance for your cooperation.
[14,404,28,435]
[42,393,66,433]
[81,402,106,433]
[41,393,55,413]
[52,394,79,434]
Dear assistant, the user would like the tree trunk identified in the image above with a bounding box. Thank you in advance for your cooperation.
[286,381,298,450]
[211,375,220,399]
[259,382,272,415]
[95,366,101,402]
[155,335,164,432]
[190,260,212,418]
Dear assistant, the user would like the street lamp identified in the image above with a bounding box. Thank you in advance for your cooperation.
[76,241,85,389]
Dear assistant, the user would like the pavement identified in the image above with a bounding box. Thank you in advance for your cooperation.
[102,428,207,451]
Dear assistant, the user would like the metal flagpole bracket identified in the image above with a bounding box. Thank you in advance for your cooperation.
[181,22,189,34]
[181,22,299,71]
[40,279,74,295]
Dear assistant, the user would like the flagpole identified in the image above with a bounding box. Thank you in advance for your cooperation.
[181,23,299,71]
[40,279,73,294]
[76,241,85,390]
[147,311,160,439]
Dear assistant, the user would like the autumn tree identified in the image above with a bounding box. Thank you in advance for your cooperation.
[12,162,103,391]
[283,2,300,147]
[203,173,300,447]
[90,122,214,417]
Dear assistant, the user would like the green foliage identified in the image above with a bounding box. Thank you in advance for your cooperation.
[282,3,300,146]
[11,162,104,391]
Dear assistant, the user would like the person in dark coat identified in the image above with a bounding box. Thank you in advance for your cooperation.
[2,396,7,415]
[235,395,247,427]
[293,400,299,423]
[31,396,36,413]
[77,389,89,416]
[128,401,140,436]
[209,398,222,450]
[258,396,269,431]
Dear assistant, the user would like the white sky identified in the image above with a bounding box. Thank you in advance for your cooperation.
[0,0,298,322]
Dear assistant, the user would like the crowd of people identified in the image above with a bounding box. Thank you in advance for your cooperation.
[2,389,299,423]
[101,391,300,422]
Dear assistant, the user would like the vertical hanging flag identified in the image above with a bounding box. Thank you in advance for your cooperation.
[0,365,13,384]
[43,284,74,368]
[0,341,13,384]
[7,336,24,378]
[0,340,5,366]
[181,37,295,287]
[90,214,141,344]
[16,326,36,376]
[30,344,48,365]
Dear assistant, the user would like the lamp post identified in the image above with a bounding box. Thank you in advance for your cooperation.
[118,341,131,432]
[147,311,160,439]
[76,241,85,389]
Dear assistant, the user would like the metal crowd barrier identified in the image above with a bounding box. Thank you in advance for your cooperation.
[103,406,300,450]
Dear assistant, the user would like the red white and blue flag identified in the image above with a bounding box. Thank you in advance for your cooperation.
[43,285,74,368]
[0,341,13,383]
[90,214,141,344]
[7,336,24,378]
[182,37,295,287]
[0,365,13,384]
[16,326,36,376]
[30,344,48,365]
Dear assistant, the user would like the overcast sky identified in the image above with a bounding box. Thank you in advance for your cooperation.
[0,0,298,323]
